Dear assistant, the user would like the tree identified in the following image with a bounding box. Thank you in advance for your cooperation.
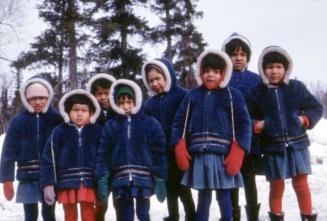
[0,73,12,133]
[150,0,206,88]
[89,0,150,80]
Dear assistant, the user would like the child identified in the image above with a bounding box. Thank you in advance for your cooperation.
[222,33,262,221]
[87,73,117,221]
[247,46,323,221]
[95,79,168,221]
[40,89,102,221]
[87,73,116,125]
[172,49,252,221]
[142,58,196,221]
[0,77,62,221]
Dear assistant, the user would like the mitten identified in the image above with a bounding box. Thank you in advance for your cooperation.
[299,115,310,128]
[154,178,166,203]
[43,185,56,205]
[224,140,245,176]
[174,138,191,171]
[3,181,14,201]
[97,176,110,202]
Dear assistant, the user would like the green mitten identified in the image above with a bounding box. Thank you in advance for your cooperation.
[97,175,110,202]
[154,178,166,203]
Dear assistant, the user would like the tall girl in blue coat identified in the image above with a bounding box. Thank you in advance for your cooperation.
[95,79,168,221]
[40,89,102,221]
[172,49,252,221]
[222,33,262,221]
[247,46,323,221]
[0,77,62,221]
[142,58,196,221]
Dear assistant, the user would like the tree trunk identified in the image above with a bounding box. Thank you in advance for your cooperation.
[67,0,78,89]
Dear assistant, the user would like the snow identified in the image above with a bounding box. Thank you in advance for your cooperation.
[0,119,327,221]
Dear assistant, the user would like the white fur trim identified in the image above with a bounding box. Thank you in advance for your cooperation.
[86,73,116,93]
[222,34,252,53]
[20,78,54,113]
[141,60,172,95]
[195,48,233,88]
[258,46,293,85]
[59,89,101,124]
[109,79,143,115]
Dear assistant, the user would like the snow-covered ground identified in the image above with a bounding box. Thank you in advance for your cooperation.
[0,119,327,221]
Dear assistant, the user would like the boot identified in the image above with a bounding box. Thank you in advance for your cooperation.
[245,204,260,221]
[163,216,179,221]
[301,213,318,221]
[232,206,241,221]
[269,212,284,221]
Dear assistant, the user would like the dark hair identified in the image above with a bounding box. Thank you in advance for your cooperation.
[225,39,251,61]
[201,54,226,73]
[64,94,95,113]
[91,79,112,95]
[145,64,165,81]
[262,52,289,70]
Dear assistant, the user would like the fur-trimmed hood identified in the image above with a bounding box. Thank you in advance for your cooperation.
[258,46,293,85]
[109,79,143,115]
[59,89,101,124]
[142,58,176,95]
[222,32,252,61]
[195,48,233,88]
[20,78,54,113]
[86,73,116,93]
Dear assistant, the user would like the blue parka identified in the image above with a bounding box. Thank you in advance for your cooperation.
[223,33,262,154]
[142,58,186,148]
[40,89,102,189]
[95,79,167,191]
[0,78,62,183]
[172,49,252,155]
[247,46,323,154]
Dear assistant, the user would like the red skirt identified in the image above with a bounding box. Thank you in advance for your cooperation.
[58,184,97,204]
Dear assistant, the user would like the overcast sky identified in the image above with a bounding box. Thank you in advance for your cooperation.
[1,0,327,86]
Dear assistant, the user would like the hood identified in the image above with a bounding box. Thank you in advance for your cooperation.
[258,46,293,85]
[86,73,116,93]
[222,32,252,61]
[109,79,143,115]
[20,78,54,113]
[142,57,177,95]
[195,48,233,88]
[59,89,101,124]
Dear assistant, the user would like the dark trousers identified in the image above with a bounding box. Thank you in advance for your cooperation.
[196,189,232,221]
[116,197,150,221]
[23,203,55,221]
[231,154,261,208]
[166,156,196,220]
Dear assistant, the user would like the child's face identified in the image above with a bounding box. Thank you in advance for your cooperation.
[28,97,48,113]
[69,104,93,127]
[231,48,248,72]
[264,63,286,85]
[118,95,135,115]
[147,68,166,94]
[201,68,223,90]
[95,87,110,109]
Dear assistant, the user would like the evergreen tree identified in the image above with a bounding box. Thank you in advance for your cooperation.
[89,0,150,80]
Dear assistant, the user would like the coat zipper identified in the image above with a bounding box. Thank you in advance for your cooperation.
[274,89,289,146]
[77,127,83,181]
[36,114,40,158]
[127,117,132,182]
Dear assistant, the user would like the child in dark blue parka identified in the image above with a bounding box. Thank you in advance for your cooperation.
[247,46,323,221]
[142,58,196,221]
[0,77,62,221]
[95,79,168,221]
[40,89,102,221]
[172,49,252,221]
[222,33,262,221]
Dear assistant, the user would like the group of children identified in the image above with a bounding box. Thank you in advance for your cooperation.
[0,33,322,221]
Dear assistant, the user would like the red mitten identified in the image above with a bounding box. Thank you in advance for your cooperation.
[175,138,191,171]
[224,140,245,176]
[3,181,14,201]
